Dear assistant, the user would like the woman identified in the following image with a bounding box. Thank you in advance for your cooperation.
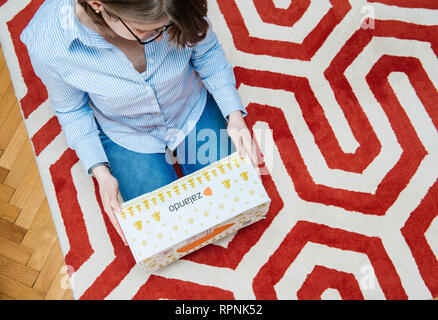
[20,0,258,245]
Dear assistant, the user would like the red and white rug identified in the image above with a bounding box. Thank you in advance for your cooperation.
[1,0,437,300]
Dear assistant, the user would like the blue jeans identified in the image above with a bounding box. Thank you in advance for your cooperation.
[96,92,236,202]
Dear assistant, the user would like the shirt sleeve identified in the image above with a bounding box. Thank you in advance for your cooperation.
[27,52,109,176]
[190,16,248,121]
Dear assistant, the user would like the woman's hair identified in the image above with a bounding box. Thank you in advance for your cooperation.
[77,0,209,48]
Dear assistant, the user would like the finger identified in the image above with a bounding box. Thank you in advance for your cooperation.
[110,211,129,246]
[237,135,246,158]
[230,132,261,176]
[227,128,245,158]
[228,130,245,158]
[105,200,128,246]
[241,131,259,167]
[229,129,260,175]
[111,199,123,216]
[242,136,262,177]
[238,131,247,158]
[111,200,128,246]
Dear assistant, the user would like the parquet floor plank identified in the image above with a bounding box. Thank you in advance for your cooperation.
[0,44,72,299]
[20,200,51,250]
[62,288,74,300]
[44,265,70,300]
[0,273,45,300]
[0,217,26,243]
[0,292,14,300]
[0,200,20,223]
[0,66,12,98]
[0,182,14,203]
[0,237,32,265]
[0,121,27,169]
[14,177,45,229]
[0,45,5,70]
[0,166,9,183]
[26,218,58,271]
[33,239,63,293]
[8,160,39,208]
[0,85,19,135]
[2,132,34,189]
[0,254,39,287]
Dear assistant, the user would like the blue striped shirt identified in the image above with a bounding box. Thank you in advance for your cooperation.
[20,0,247,176]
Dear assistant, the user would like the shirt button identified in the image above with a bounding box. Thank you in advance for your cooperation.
[148,59,154,63]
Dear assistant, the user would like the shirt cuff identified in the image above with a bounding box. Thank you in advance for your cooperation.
[210,86,248,120]
[88,162,110,177]
[73,134,110,176]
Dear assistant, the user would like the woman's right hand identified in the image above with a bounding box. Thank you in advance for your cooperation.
[93,166,129,246]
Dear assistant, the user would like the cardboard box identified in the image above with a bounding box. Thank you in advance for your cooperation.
[116,151,271,272]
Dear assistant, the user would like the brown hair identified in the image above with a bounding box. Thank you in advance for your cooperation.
[77,0,209,48]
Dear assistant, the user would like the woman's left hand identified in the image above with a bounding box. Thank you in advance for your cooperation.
[226,110,260,174]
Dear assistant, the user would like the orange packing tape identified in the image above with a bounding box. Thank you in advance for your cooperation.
[176,223,235,253]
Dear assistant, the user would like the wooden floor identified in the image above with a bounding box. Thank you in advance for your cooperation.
[0,44,73,300]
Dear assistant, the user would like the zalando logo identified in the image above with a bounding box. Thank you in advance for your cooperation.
[168,187,213,212]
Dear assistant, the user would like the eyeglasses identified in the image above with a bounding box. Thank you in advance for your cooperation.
[118,17,174,45]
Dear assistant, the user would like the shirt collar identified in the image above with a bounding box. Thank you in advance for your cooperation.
[62,0,113,49]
